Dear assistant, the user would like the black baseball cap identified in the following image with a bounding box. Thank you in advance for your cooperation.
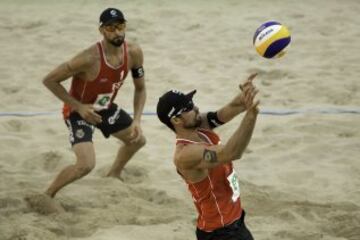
[99,8,126,27]
[156,90,197,131]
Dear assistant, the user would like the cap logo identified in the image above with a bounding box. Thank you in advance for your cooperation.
[110,10,118,17]
[168,107,176,117]
[171,89,181,95]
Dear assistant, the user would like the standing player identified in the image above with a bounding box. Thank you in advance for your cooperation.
[42,8,146,202]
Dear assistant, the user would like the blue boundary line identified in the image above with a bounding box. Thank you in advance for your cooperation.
[0,108,360,117]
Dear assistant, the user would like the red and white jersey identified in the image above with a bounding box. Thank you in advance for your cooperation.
[62,41,129,118]
[176,128,242,232]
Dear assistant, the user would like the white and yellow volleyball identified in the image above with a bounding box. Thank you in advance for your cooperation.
[253,21,291,58]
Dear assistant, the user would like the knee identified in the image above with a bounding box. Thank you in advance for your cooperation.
[75,160,95,177]
[137,135,146,148]
[125,135,146,149]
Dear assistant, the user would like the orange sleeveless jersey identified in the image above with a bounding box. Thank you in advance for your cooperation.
[176,128,242,232]
[62,41,129,119]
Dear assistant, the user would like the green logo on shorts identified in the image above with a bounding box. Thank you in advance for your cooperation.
[99,96,110,106]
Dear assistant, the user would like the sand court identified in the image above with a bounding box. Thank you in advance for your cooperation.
[1,0,360,239]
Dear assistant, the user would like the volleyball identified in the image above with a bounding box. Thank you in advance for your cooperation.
[253,21,291,58]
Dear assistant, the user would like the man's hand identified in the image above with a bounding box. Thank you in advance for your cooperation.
[129,120,143,143]
[76,104,102,125]
[229,73,258,108]
[247,99,260,115]
[240,73,257,92]
[243,81,260,115]
[214,73,259,125]
[236,73,258,109]
[242,83,259,110]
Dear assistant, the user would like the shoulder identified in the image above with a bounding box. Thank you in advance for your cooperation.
[126,41,143,65]
[174,142,205,170]
[174,144,190,169]
[82,44,100,64]
[69,44,99,68]
[127,41,143,55]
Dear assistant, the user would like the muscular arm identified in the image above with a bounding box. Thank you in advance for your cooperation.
[42,48,94,111]
[200,73,258,129]
[216,94,247,123]
[129,43,146,123]
[43,47,102,124]
[175,102,259,170]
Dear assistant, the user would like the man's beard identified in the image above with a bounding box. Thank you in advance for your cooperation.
[184,118,202,129]
[109,36,125,47]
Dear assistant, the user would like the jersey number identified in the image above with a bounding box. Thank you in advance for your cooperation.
[227,170,241,202]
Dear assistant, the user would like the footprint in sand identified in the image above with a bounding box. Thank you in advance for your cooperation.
[22,150,62,172]
[41,151,63,172]
[121,166,148,184]
[24,193,65,215]
[4,119,27,132]
[0,197,22,209]
[96,165,148,184]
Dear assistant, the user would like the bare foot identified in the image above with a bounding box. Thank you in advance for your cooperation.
[106,173,124,181]
[24,193,65,215]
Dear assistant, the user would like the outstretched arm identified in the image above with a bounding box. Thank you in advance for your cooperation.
[216,73,258,123]
[199,73,258,129]
[175,87,259,170]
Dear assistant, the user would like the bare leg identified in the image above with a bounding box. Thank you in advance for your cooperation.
[106,127,146,178]
[45,142,96,198]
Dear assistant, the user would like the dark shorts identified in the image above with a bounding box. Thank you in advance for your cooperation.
[65,103,133,146]
[196,211,254,240]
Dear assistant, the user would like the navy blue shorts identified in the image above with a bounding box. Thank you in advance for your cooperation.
[65,103,133,146]
[196,211,254,240]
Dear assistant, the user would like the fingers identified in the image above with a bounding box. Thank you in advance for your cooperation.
[243,86,259,109]
[88,106,102,124]
[252,100,260,109]
[130,127,141,143]
[86,115,102,125]
[91,112,102,124]
[246,90,259,108]
[239,73,258,91]
[250,100,260,114]
[83,107,102,125]
[254,100,260,107]
[130,133,141,143]
[247,72,258,82]
[130,124,141,143]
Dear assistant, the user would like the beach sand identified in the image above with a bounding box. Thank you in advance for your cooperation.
[0,0,360,239]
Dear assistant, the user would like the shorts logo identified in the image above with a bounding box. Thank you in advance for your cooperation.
[76,120,92,127]
[76,129,85,139]
[66,119,75,143]
[108,107,121,125]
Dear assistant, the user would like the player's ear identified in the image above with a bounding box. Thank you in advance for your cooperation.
[171,116,182,127]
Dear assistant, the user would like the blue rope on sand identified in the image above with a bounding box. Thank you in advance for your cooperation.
[0,107,359,117]
[0,111,59,117]
[260,107,360,115]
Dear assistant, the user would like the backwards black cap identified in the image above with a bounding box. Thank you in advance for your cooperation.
[99,8,126,27]
[156,90,196,131]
